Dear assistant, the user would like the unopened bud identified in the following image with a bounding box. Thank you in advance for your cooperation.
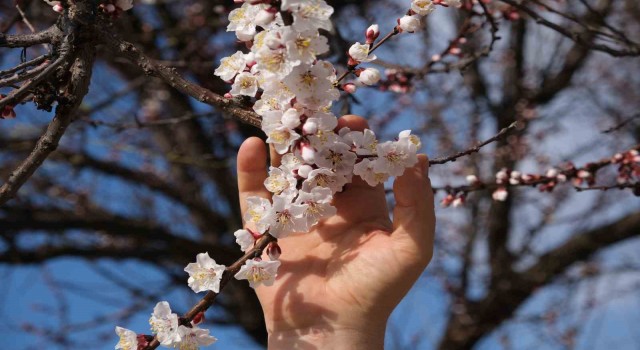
[192,312,205,325]
[365,24,380,44]
[302,120,318,135]
[255,8,277,27]
[342,83,357,93]
[267,242,282,261]
[358,68,381,86]
[301,144,316,163]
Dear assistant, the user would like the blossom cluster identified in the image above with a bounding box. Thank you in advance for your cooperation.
[114,0,444,348]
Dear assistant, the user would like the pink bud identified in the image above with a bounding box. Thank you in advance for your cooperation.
[342,83,357,94]
[267,242,282,261]
[440,194,455,207]
[53,3,64,12]
[365,24,380,44]
[192,312,205,325]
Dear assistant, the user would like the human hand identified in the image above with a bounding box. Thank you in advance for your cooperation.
[237,115,435,349]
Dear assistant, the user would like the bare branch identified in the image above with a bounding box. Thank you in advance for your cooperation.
[429,121,519,165]
[0,25,60,48]
[0,46,94,205]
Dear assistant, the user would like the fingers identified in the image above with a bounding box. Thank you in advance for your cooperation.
[391,154,435,263]
[238,137,271,217]
[269,144,282,167]
[336,114,369,132]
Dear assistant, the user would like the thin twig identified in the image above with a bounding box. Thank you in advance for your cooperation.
[429,121,519,165]
[0,54,49,78]
[0,51,69,110]
[497,0,640,57]
[601,113,640,134]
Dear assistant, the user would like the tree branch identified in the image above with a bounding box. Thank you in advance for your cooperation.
[0,45,93,205]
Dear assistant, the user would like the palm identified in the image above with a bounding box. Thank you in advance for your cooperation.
[236,115,435,337]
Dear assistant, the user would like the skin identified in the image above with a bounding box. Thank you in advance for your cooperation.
[237,115,435,349]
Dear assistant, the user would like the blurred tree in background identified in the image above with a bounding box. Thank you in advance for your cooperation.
[1,0,639,349]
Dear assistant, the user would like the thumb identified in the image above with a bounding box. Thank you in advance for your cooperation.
[391,154,435,263]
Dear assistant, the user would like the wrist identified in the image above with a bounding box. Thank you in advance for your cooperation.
[267,324,386,350]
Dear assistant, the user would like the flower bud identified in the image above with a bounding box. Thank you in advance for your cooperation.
[301,144,316,163]
[466,174,479,185]
[358,68,381,86]
[192,311,205,325]
[302,120,318,135]
[255,8,276,27]
[267,242,282,261]
[365,24,380,44]
[342,83,357,93]
[398,15,421,33]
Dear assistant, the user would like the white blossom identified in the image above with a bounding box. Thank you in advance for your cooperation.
[492,188,508,201]
[466,174,479,185]
[265,166,297,195]
[315,141,357,175]
[398,15,422,32]
[280,153,303,175]
[349,42,377,63]
[244,196,272,233]
[303,168,348,193]
[295,187,337,227]
[284,62,336,100]
[358,67,381,85]
[353,158,389,186]
[264,123,301,154]
[149,302,181,347]
[374,140,418,176]
[230,72,259,97]
[184,252,226,293]
[283,28,330,64]
[227,3,263,41]
[115,327,138,350]
[411,0,435,16]
[234,229,255,252]
[398,130,422,150]
[175,325,217,349]
[289,0,334,32]
[341,128,378,155]
[214,51,246,81]
[256,47,298,79]
[261,195,308,238]
[235,259,281,288]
